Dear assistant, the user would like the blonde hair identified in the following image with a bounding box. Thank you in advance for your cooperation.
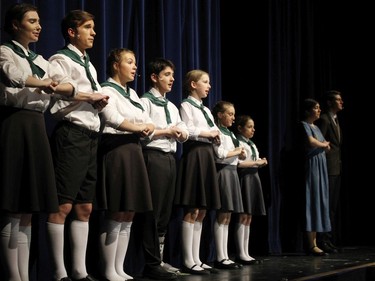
[183,69,209,97]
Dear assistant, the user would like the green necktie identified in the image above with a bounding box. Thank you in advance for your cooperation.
[182,98,214,127]
[219,126,239,147]
[57,47,98,91]
[101,81,144,111]
[4,41,45,78]
[143,92,171,124]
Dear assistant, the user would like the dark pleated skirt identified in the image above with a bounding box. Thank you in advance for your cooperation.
[238,167,266,215]
[216,164,243,213]
[0,107,59,213]
[175,141,221,210]
[96,133,153,212]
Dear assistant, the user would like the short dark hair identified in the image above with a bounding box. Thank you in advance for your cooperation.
[325,90,342,103]
[146,58,175,86]
[61,10,95,43]
[4,3,38,36]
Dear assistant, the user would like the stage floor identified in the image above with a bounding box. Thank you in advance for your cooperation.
[134,246,375,281]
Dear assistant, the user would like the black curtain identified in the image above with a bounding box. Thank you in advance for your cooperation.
[0,0,223,107]
[221,0,375,255]
[1,0,374,279]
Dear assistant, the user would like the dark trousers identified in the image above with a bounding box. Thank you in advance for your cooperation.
[318,174,341,245]
[143,149,176,237]
[138,211,162,267]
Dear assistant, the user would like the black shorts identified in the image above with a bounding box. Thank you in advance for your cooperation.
[51,121,99,204]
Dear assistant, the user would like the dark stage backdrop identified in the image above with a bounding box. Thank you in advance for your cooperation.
[0,0,222,111]
[221,0,374,255]
[1,0,374,280]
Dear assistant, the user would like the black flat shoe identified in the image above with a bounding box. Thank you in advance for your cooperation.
[308,246,329,256]
[200,263,219,274]
[214,259,241,269]
[71,275,98,281]
[235,258,258,265]
[181,264,210,275]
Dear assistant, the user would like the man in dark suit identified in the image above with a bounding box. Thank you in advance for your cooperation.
[316,90,344,253]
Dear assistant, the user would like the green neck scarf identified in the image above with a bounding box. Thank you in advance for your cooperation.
[101,81,144,111]
[57,47,98,91]
[238,135,256,160]
[182,98,214,127]
[4,41,45,78]
[143,91,171,124]
[219,126,239,147]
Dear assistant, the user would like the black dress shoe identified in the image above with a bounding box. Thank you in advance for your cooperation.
[214,259,241,269]
[320,242,338,254]
[143,264,177,280]
[71,274,98,281]
[181,264,210,275]
[326,241,340,251]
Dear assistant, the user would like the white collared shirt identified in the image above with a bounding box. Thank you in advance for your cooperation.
[48,44,102,131]
[179,95,219,143]
[0,40,51,112]
[101,78,154,135]
[213,131,241,165]
[140,87,189,153]
[237,138,260,163]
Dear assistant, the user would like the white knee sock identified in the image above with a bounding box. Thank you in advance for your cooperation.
[0,216,21,280]
[214,221,225,262]
[181,221,196,268]
[192,221,203,266]
[70,220,88,279]
[47,222,67,280]
[18,225,31,281]
[223,224,232,262]
[236,223,251,261]
[115,221,133,280]
[244,225,254,260]
[100,219,124,281]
